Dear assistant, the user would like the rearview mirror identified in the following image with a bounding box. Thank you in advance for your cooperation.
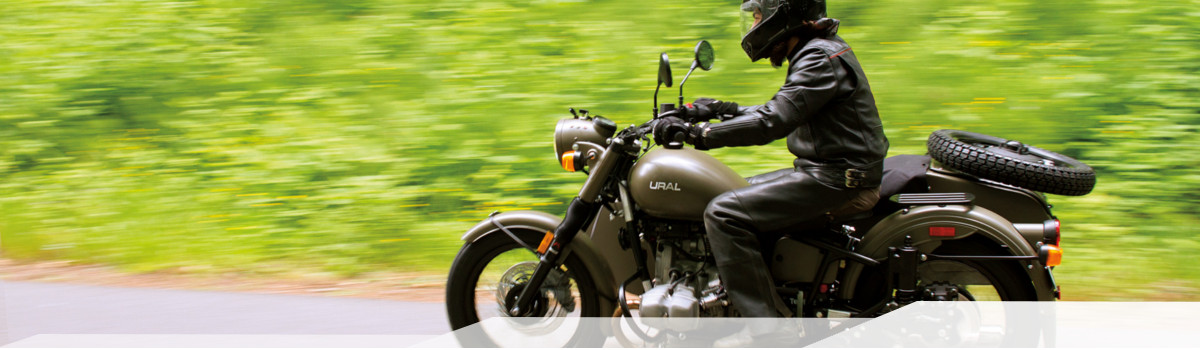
[658,53,673,88]
[694,40,714,71]
[675,40,714,107]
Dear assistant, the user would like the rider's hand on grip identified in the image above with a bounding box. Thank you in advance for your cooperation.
[687,98,740,123]
[651,116,689,146]
[651,116,707,149]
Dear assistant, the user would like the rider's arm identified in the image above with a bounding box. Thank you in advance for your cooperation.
[700,46,843,148]
[728,105,757,120]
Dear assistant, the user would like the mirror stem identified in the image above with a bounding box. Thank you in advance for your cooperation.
[678,63,699,107]
[653,83,661,118]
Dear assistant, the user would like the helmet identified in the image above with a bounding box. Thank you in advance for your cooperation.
[740,0,827,62]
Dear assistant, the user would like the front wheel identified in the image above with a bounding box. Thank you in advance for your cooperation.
[445,229,605,347]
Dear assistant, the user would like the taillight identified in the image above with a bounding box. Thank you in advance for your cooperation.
[1044,219,1061,247]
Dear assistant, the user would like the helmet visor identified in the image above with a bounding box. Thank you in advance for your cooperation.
[740,0,763,38]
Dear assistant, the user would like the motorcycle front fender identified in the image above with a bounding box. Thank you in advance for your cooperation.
[461,210,620,312]
[838,204,1057,301]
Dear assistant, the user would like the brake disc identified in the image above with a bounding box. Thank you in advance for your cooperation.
[496,262,575,317]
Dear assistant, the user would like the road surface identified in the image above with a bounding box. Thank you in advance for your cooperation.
[1,280,449,347]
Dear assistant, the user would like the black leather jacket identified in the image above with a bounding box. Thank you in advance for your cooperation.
[700,36,889,188]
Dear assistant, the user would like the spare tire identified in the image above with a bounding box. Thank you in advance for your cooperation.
[927,129,1095,196]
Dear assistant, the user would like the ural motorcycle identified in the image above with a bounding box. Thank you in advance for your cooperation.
[445,41,1095,347]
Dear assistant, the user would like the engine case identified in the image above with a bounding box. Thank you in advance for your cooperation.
[639,236,727,331]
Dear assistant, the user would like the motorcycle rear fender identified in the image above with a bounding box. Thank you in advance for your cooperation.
[838,204,1057,301]
[461,210,620,312]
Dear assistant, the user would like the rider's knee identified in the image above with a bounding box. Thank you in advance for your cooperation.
[704,191,742,222]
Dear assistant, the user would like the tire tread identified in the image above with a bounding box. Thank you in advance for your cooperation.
[927,129,1096,196]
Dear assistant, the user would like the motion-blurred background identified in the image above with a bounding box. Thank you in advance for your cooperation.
[0,0,1196,301]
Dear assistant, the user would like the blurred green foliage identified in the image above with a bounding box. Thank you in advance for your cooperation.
[0,0,1197,299]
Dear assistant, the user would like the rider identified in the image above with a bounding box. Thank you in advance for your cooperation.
[653,0,889,325]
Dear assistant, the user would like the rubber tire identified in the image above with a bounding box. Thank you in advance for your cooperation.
[851,239,1040,304]
[927,129,1095,196]
[928,239,1039,301]
[445,229,605,347]
[851,238,1041,346]
[926,239,1042,347]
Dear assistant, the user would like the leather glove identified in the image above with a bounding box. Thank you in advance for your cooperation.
[684,98,740,123]
[652,116,707,149]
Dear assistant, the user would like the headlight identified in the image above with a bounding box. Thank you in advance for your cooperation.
[553,117,616,171]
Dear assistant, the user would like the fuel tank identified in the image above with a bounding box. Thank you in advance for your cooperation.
[629,148,749,221]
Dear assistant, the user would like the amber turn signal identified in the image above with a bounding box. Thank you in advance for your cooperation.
[1039,244,1063,267]
[537,231,554,254]
[561,150,578,172]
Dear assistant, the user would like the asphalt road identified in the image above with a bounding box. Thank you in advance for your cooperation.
[8,280,1196,348]
[0,280,450,347]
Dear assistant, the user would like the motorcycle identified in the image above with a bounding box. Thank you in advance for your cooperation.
[444,41,1094,347]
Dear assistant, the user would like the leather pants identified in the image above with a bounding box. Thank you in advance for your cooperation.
[703,168,857,317]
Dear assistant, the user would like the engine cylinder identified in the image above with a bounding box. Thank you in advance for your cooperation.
[640,284,672,329]
[667,284,700,331]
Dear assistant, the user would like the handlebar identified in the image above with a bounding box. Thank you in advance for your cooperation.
[615,107,693,148]
[625,119,687,149]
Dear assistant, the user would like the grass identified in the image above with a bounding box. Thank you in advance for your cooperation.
[1,0,1198,300]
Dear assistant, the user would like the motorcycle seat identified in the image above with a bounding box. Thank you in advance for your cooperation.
[878,155,932,198]
[825,187,879,223]
[827,208,874,223]
[819,154,933,224]
[781,189,878,234]
[784,155,933,234]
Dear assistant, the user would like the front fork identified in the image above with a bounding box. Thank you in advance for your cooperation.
[509,142,626,316]
[508,197,597,316]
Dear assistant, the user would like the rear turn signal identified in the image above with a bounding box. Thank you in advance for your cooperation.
[1039,244,1063,267]
[561,150,578,172]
